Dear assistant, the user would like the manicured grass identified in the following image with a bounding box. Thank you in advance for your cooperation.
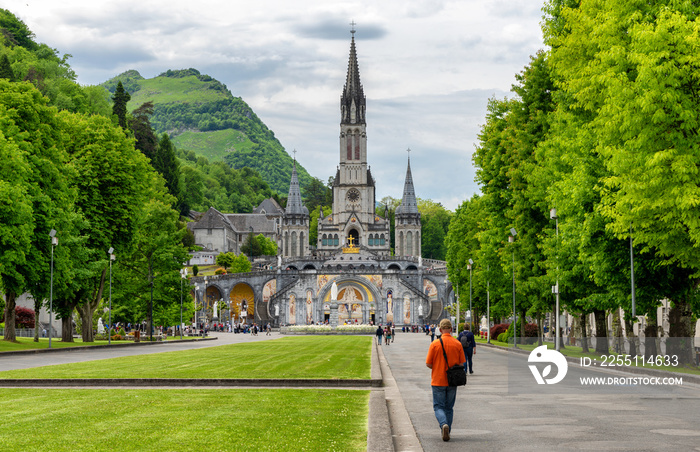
[0,336,372,379]
[0,388,369,452]
[476,337,700,375]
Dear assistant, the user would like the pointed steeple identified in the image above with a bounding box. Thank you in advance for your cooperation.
[286,156,305,215]
[398,151,418,214]
[341,30,366,125]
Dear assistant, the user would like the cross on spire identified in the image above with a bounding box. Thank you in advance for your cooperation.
[350,20,356,35]
[293,149,297,161]
[406,147,411,160]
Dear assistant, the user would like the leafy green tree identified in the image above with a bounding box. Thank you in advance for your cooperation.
[230,253,252,273]
[111,81,130,129]
[0,54,14,81]
[240,230,262,260]
[155,133,180,201]
[130,101,158,163]
[255,234,277,256]
[0,80,80,342]
[303,177,331,214]
[216,252,236,270]
[0,9,38,50]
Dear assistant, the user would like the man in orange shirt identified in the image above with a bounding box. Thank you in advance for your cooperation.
[425,318,466,442]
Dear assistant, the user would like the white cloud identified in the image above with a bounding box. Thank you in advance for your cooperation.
[4,0,545,210]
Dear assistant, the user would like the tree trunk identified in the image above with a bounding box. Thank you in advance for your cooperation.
[612,308,623,354]
[61,315,74,342]
[625,317,637,357]
[537,313,543,346]
[3,292,18,342]
[78,269,107,343]
[593,309,608,354]
[644,324,658,359]
[519,310,526,345]
[33,296,42,342]
[667,297,696,365]
[580,313,589,353]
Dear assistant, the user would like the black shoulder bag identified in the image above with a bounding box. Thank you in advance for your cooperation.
[439,337,467,386]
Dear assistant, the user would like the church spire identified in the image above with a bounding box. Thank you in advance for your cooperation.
[341,28,366,125]
[285,154,305,215]
[398,150,418,214]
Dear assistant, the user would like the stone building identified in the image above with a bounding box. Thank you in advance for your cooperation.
[189,31,452,328]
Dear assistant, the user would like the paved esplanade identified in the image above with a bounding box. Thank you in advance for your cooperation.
[382,332,700,451]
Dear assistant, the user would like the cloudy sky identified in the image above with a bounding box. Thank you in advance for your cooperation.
[4,0,545,211]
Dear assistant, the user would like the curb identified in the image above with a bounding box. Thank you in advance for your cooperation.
[0,377,382,388]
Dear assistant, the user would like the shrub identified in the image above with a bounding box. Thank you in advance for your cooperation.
[118,327,126,337]
[215,267,227,275]
[497,332,508,343]
[15,306,35,328]
[192,265,199,276]
[111,334,123,340]
[490,323,509,339]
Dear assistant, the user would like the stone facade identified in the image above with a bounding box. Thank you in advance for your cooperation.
[186,32,446,327]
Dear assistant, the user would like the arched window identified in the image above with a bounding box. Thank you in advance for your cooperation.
[299,232,304,256]
[398,232,404,256]
[380,234,385,245]
[291,232,297,257]
[415,232,420,256]
[369,234,374,246]
[322,234,327,246]
[284,232,289,256]
[407,231,413,256]
[334,234,339,246]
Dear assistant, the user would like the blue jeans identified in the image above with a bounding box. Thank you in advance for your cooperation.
[432,385,457,430]
[464,348,473,373]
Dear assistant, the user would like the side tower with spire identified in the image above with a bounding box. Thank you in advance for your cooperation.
[395,151,421,257]
[281,157,310,258]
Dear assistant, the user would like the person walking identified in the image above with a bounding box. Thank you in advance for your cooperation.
[376,324,384,346]
[458,323,476,374]
[425,319,466,442]
[385,326,391,345]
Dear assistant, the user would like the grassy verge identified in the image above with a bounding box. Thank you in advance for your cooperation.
[0,388,368,452]
[476,337,700,375]
[0,336,372,379]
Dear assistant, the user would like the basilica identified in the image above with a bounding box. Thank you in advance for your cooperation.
[188,32,452,327]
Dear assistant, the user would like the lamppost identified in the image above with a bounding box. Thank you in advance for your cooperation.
[550,208,561,351]
[194,284,199,334]
[149,254,154,342]
[108,247,115,345]
[202,276,208,337]
[49,229,58,349]
[468,258,473,328]
[509,228,517,348]
[180,268,188,340]
[630,224,636,318]
[487,264,491,343]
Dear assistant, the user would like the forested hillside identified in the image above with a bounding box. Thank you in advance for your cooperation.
[101,68,313,195]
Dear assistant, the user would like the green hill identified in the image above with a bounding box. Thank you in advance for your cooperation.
[101,69,312,195]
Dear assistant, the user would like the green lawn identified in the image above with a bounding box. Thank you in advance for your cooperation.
[0,336,372,379]
[0,388,369,452]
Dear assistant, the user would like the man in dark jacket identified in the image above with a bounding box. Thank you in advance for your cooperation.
[457,323,476,374]
[376,324,384,345]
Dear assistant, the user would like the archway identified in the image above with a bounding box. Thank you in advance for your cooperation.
[348,229,360,247]
[229,283,254,324]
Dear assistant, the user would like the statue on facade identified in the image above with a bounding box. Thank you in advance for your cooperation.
[418,303,424,316]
